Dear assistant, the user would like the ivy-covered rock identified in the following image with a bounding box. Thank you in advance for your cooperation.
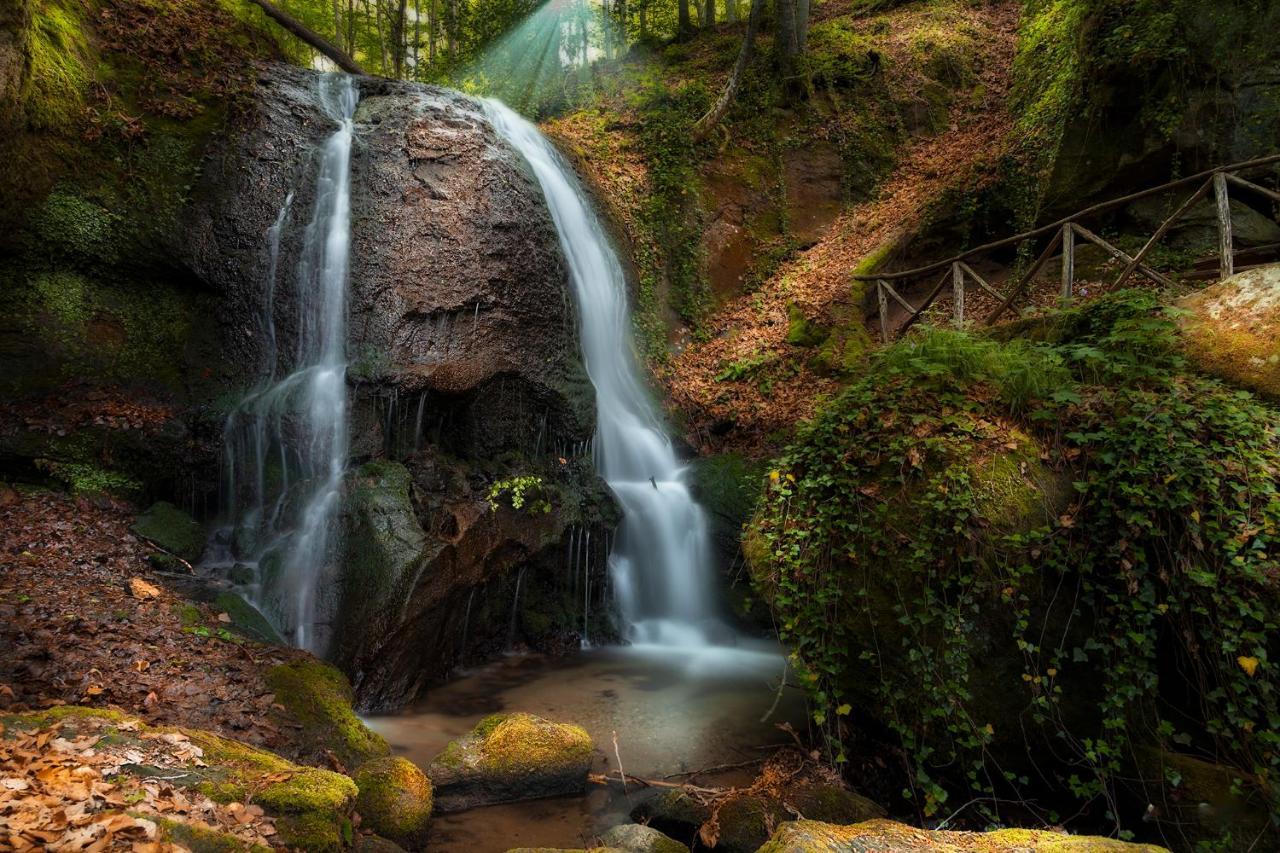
[1179,263,1280,399]
[749,297,1280,831]
[130,501,205,562]
[598,824,689,853]
[427,712,593,811]
[265,660,390,770]
[353,756,433,849]
[757,819,1168,852]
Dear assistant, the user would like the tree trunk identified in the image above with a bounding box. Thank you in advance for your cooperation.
[795,0,809,53]
[244,0,365,74]
[725,0,736,24]
[692,0,765,141]
[390,0,408,78]
[703,0,714,27]
[677,0,692,36]
[428,0,437,63]
[445,0,459,58]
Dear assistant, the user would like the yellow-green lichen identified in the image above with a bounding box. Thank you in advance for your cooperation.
[265,660,390,770]
[151,816,271,853]
[468,712,593,774]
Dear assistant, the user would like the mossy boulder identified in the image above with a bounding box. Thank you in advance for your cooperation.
[633,783,884,853]
[1178,264,1280,399]
[130,501,206,562]
[757,819,1168,852]
[353,757,433,849]
[598,824,689,853]
[427,712,593,811]
[265,660,390,770]
[151,816,272,853]
[213,591,283,645]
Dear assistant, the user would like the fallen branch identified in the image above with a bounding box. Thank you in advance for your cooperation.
[588,772,724,796]
[134,536,195,573]
[663,758,764,780]
[243,0,365,74]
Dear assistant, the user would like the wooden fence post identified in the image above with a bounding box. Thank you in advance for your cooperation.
[1061,223,1075,301]
[952,263,964,325]
[877,280,890,343]
[1214,171,1234,280]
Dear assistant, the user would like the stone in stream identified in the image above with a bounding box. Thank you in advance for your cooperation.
[756,819,1169,852]
[598,823,690,853]
[427,712,593,811]
[353,756,433,849]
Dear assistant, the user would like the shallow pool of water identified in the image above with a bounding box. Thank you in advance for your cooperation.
[366,640,806,851]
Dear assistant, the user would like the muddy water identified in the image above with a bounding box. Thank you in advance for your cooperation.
[366,642,806,851]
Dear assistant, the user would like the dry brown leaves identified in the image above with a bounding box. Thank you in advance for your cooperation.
[664,0,1023,456]
[0,490,308,756]
[0,716,278,851]
[0,385,175,439]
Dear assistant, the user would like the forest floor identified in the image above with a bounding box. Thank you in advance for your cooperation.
[664,0,1022,456]
[0,488,307,754]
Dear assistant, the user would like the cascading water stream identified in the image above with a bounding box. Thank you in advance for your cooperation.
[483,100,723,649]
[218,74,359,654]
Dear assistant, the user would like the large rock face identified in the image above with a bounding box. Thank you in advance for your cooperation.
[1179,264,1280,399]
[185,64,614,708]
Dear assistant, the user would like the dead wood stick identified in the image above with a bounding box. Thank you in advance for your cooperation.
[588,772,723,795]
[897,267,952,335]
[135,536,196,573]
[1225,173,1280,204]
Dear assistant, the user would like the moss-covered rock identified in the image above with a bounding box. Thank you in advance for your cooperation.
[633,782,884,853]
[758,819,1168,851]
[130,501,205,562]
[214,591,283,645]
[354,756,433,849]
[428,712,593,811]
[265,660,390,770]
[3,707,356,851]
[1179,264,1280,399]
[598,824,689,853]
[151,816,272,853]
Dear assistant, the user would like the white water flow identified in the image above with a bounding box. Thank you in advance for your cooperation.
[220,75,358,653]
[484,100,723,649]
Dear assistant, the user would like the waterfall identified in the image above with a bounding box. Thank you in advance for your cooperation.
[219,74,359,654]
[483,100,722,648]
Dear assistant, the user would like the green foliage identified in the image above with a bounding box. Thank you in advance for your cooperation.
[487,475,551,513]
[752,293,1280,828]
[34,460,142,499]
[33,191,121,265]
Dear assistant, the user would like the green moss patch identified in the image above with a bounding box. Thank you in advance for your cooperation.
[131,501,206,562]
[266,660,389,770]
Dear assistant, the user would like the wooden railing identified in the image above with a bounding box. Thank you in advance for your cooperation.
[855,154,1280,342]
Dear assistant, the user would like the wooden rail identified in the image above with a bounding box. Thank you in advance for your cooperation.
[854,154,1280,341]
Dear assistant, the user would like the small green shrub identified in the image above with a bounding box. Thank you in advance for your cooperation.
[487,475,551,513]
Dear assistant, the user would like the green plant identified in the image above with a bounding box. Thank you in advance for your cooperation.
[486,475,551,514]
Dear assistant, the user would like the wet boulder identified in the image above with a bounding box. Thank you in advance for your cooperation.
[757,819,1168,852]
[1179,263,1280,399]
[353,756,433,849]
[427,712,593,811]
